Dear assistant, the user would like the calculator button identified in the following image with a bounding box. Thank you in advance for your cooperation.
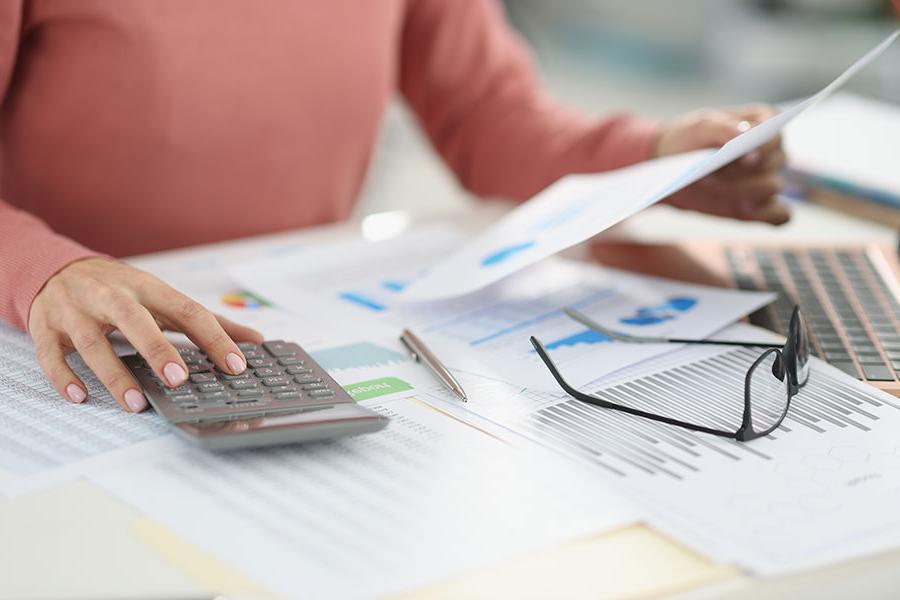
[286,366,313,376]
[262,376,291,387]
[190,373,216,383]
[220,372,250,381]
[294,376,322,385]
[198,391,228,401]
[263,341,301,357]
[178,403,200,410]
[254,367,280,378]
[277,357,304,366]
[237,342,258,350]
[238,389,264,398]
[275,391,302,400]
[163,386,193,396]
[301,382,327,390]
[242,349,265,359]
[196,382,225,393]
[308,389,336,398]
[182,354,202,365]
[267,384,294,393]
[247,358,274,368]
[230,380,258,390]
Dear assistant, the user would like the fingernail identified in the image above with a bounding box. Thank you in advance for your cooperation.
[226,352,246,374]
[736,120,752,133]
[66,383,86,404]
[124,389,149,413]
[163,362,187,386]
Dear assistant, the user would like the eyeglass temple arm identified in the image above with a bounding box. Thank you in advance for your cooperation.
[563,308,782,349]
[529,336,736,439]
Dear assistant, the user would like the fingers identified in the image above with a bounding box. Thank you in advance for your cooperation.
[215,314,265,345]
[70,323,148,412]
[668,172,790,226]
[147,291,248,375]
[688,111,746,148]
[103,296,189,388]
[33,330,88,404]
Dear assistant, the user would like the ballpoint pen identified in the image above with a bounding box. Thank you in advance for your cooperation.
[399,328,467,402]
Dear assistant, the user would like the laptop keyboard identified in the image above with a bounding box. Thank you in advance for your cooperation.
[727,247,900,382]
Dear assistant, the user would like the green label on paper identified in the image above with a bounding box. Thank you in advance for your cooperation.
[343,377,413,401]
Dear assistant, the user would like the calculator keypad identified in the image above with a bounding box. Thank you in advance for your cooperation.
[122,340,353,424]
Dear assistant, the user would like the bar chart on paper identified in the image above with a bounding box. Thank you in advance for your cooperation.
[444,331,900,574]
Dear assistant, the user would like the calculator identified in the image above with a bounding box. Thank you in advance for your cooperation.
[122,340,388,450]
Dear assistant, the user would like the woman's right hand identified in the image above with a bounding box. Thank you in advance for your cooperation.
[28,257,264,412]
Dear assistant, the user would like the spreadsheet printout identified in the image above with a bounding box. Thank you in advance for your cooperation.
[0,323,175,495]
[91,395,639,599]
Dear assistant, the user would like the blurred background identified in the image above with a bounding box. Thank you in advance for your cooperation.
[354,0,900,219]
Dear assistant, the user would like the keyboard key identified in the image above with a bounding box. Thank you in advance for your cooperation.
[237,342,258,350]
[301,382,327,391]
[262,376,291,387]
[861,364,896,381]
[189,373,216,383]
[275,391,302,400]
[188,363,212,374]
[198,391,228,402]
[830,360,862,380]
[857,352,887,365]
[238,389,264,398]
[308,389,336,398]
[295,376,323,385]
[286,366,313,376]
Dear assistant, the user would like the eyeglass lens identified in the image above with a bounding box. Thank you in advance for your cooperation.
[747,350,791,436]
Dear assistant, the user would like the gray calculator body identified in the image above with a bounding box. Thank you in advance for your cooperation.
[123,340,388,450]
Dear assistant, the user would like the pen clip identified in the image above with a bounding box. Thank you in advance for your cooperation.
[398,335,419,362]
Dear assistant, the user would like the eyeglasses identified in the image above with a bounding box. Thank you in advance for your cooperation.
[530,305,810,442]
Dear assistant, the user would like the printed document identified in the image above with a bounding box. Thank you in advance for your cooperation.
[91,395,639,599]
[0,323,177,496]
[422,324,900,575]
[228,229,773,391]
[399,30,899,301]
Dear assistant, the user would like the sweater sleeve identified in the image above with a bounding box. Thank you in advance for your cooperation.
[399,0,660,201]
[0,3,101,332]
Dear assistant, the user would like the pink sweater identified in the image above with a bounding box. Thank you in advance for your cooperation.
[0,0,658,332]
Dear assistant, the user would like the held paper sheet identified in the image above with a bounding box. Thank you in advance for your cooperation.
[399,30,899,302]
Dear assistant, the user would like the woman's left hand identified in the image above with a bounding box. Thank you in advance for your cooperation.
[654,104,790,225]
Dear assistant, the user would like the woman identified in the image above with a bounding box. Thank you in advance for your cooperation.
[0,1,786,413]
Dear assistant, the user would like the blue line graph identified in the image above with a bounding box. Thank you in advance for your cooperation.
[338,279,412,312]
[544,329,612,350]
[480,240,536,267]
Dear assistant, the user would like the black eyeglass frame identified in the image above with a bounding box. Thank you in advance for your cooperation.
[531,305,809,442]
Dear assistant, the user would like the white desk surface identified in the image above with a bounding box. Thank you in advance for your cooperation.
[3,199,898,600]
